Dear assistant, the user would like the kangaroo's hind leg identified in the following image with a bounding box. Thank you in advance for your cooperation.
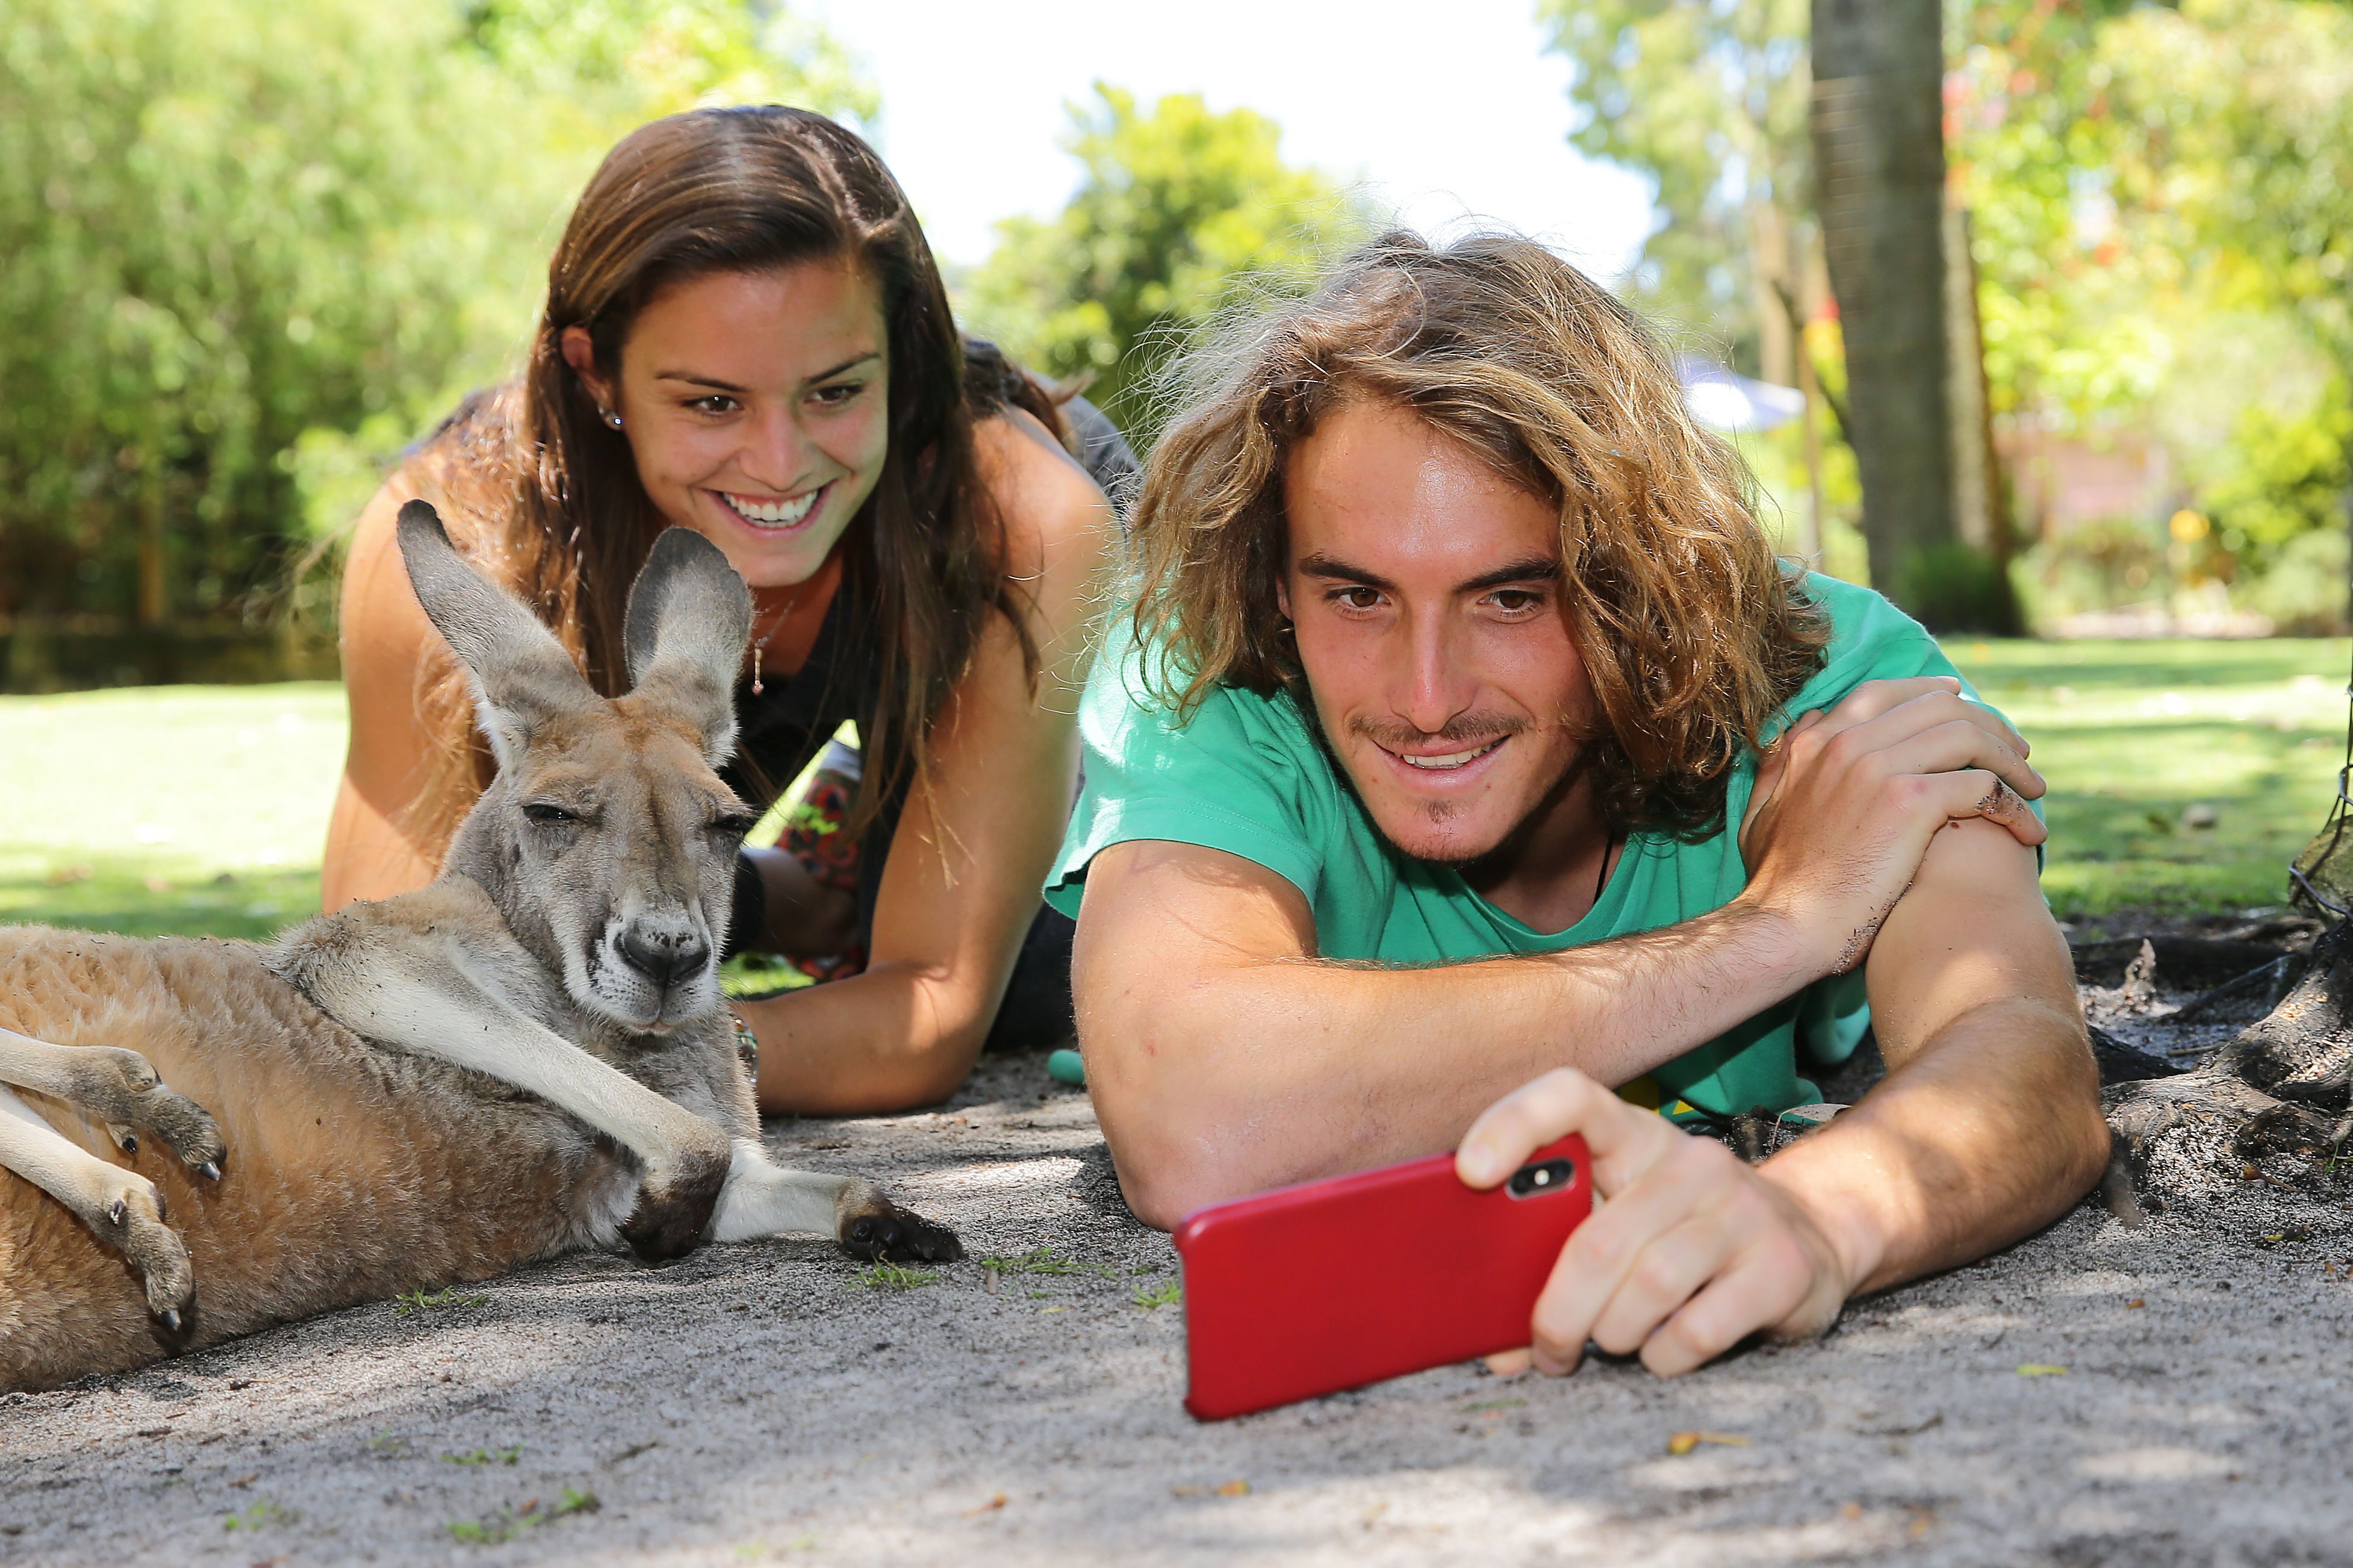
[0,1025,225,1179]
[0,1084,194,1327]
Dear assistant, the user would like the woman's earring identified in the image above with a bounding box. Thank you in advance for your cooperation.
[599,407,623,430]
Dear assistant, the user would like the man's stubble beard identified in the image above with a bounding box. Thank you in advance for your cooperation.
[1282,671,1593,872]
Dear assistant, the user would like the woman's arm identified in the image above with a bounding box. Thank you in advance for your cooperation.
[741,411,1114,1112]
[321,473,450,912]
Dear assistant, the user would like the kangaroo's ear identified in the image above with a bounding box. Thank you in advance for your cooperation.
[621,527,753,766]
[395,500,594,768]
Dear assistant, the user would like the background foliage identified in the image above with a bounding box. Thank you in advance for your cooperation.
[0,0,869,631]
[960,84,1369,442]
[1541,0,2353,628]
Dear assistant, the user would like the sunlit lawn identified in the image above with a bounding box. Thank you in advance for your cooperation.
[1944,637,2351,919]
[1,640,2346,941]
[0,684,346,940]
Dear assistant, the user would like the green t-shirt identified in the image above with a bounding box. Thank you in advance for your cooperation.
[1045,574,2024,1119]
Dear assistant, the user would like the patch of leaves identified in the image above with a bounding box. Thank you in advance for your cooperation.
[443,1446,522,1466]
[222,1497,293,1532]
[395,1285,488,1315]
[1131,1281,1182,1310]
[850,1262,936,1291]
[446,1487,598,1545]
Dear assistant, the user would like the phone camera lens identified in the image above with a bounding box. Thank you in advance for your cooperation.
[1507,1158,1575,1198]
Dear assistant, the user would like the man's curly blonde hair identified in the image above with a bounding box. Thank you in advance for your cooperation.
[1127,230,1830,840]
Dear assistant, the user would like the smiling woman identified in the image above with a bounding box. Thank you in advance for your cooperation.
[323,107,1122,1114]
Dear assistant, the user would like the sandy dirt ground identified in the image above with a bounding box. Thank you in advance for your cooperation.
[3,969,2350,1567]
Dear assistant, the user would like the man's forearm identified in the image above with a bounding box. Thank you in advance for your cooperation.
[1758,992,2107,1297]
[1084,896,1823,1226]
[1756,824,2107,1299]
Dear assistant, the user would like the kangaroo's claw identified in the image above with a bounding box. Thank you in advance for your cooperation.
[836,1186,963,1264]
[85,1169,196,1326]
[64,1047,228,1181]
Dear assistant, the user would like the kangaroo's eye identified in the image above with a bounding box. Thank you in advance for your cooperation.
[709,812,759,838]
[523,803,579,825]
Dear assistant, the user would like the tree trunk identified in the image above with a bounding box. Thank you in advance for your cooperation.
[1944,204,2025,634]
[135,443,167,628]
[1809,0,1956,616]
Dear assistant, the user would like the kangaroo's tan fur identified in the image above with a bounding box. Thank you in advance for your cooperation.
[0,506,959,1393]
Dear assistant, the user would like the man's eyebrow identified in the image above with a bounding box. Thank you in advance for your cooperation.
[1296,552,1398,592]
[651,351,881,392]
[1456,556,1562,593]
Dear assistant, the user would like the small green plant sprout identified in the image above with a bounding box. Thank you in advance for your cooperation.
[443,1445,523,1466]
[446,1487,598,1545]
[977,1245,1080,1277]
[362,1430,411,1457]
[222,1497,293,1532]
[851,1261,936,1291]
[394,1284,488,1315]
[1131,1281,1182,1310]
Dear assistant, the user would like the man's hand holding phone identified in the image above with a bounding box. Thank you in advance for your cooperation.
[1458,1068,1854,1378]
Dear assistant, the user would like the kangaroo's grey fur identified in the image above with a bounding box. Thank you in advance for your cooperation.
[0,503,958,1392]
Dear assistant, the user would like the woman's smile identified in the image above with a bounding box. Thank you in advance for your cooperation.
[710,482,831,533]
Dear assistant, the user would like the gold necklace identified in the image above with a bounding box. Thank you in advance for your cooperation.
[745,577,814,696]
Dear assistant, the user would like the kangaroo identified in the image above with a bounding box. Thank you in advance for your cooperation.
[0,503,959,1392]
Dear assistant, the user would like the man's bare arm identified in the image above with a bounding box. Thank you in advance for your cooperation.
[1074,841,1821,1227]
[1459,816,2108,1379]
[1758,817,2108,1297]
[1075,677,2047,1229]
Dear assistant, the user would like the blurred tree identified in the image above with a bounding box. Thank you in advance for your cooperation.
[1954,0,2353,574]
[1537,0,1819,384]
[1812,0,1969,618]
[0,0,866,630]
[962,85,1368,444]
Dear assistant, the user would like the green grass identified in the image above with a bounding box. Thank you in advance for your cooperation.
[850,1261,937,1291]
[1941,637,2351,919]
[2,647,2347,941]
[0,684,345,940]
[394,1284,488,1315]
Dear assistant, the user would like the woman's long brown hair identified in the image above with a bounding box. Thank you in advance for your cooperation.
[1129,231,1829,841]
[403,106,1046,858]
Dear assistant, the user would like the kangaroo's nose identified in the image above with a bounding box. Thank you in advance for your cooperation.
[615,920,710,988]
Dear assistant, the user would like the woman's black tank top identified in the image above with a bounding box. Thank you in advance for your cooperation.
[721,389,1139,938]
[720,574,895,932]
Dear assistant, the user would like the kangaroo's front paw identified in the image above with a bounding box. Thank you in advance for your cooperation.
[836,1182,963,1263]
[85,1171,196,1332]
[620,1138,731,1263]
[75,1047,227,1182]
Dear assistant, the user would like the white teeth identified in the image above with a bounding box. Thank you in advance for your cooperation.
[1397,740,1501,770]
[721,488,821,527]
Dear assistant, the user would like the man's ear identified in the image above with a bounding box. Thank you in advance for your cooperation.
[395,500,594,768]
[1275,574,1294,622]
[559,326,615,418]
[622,527,754,767]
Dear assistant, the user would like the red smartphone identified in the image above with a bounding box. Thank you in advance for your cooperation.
[1170,1135,1593,1421]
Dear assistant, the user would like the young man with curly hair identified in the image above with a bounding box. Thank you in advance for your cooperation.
[1045,234,2107,1378]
